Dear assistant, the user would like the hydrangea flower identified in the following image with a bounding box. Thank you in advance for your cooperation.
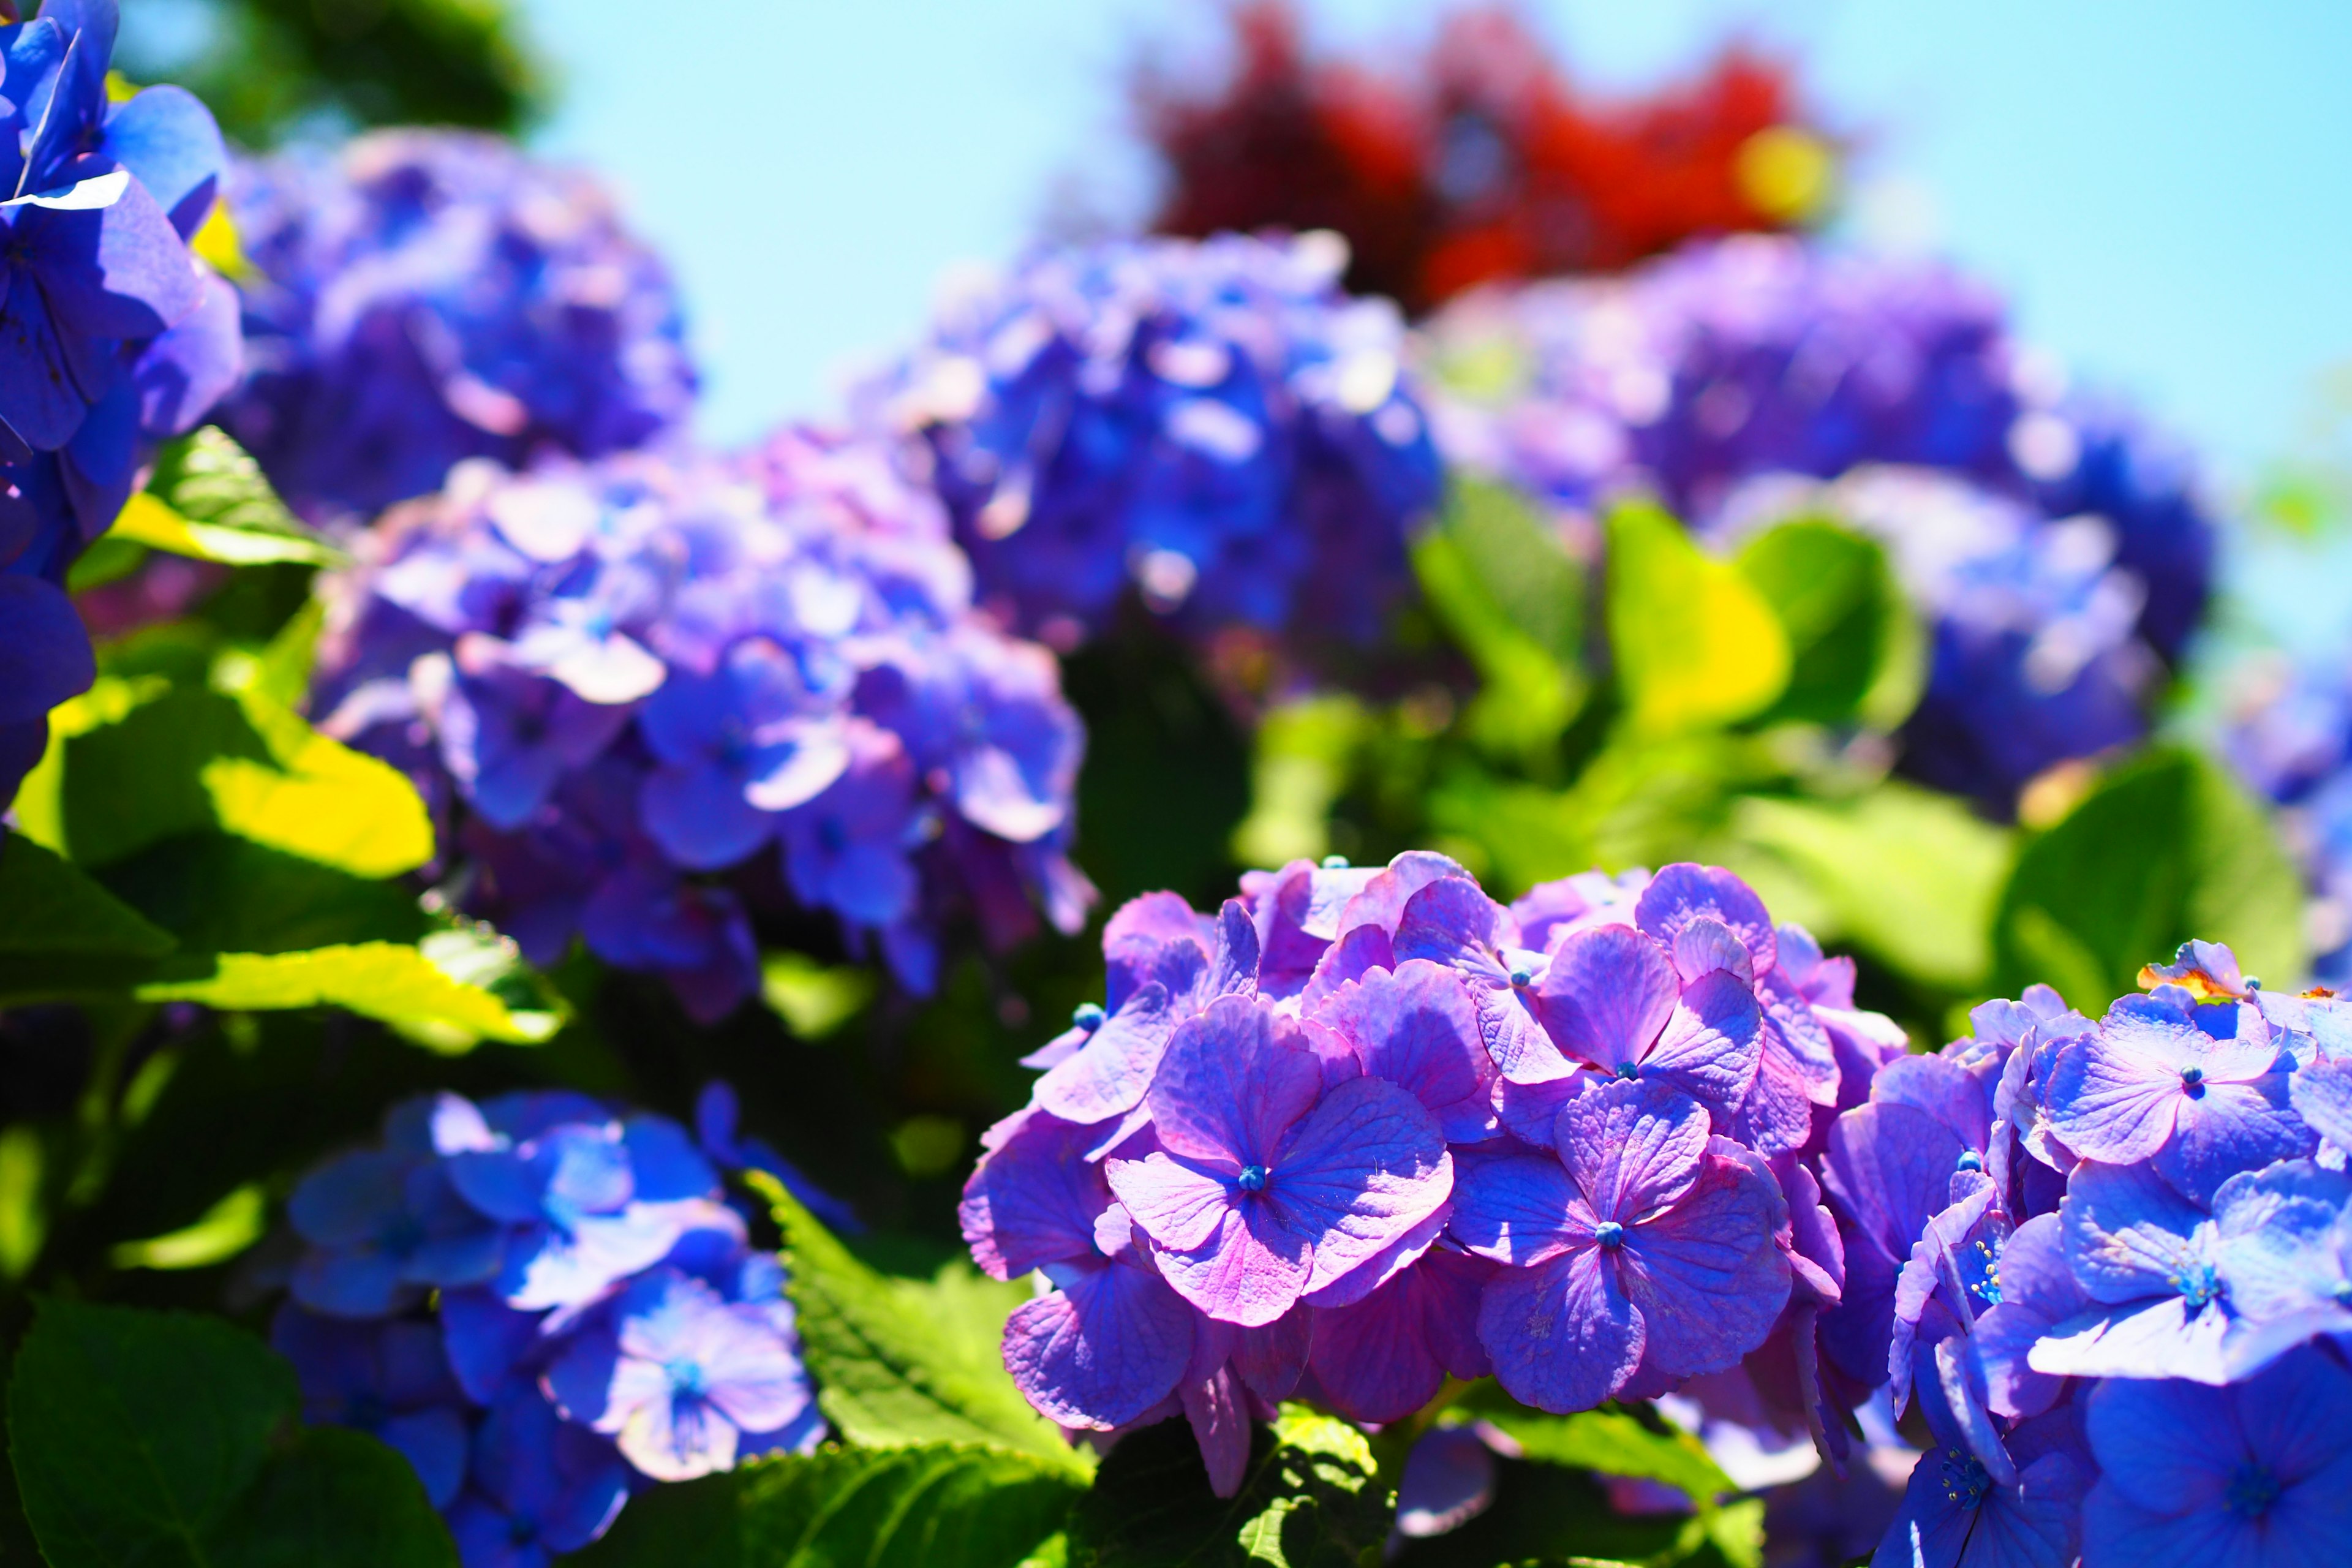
[312,439,1088,1019]
[2222,654,2352,989]
[2081,1346,2352,1568]
[859,232,1442,649]
[963,853,1896,1498]
[277,1087,820,1566]
[1418,235,2214,811]
[219,129,695,524]
[0,0,239,804]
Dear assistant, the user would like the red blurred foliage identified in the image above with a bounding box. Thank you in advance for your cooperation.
[1137,3,1824,314]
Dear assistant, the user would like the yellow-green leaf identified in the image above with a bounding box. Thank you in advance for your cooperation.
[108,491,342,567]
[1606,501,1790,736]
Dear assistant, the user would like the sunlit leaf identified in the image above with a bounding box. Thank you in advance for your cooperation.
[1231,695,1371,870]
[0,832,176,959]
[1605,501,1790,736]
[1735,518,1924,729]
[1068,1408,1383,1568]
[761,952,880,1041]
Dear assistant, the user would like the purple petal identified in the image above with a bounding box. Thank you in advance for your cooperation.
[1298,924,1395,1014]
[1823,1101,1970,1262]
[1477,1248,1643,1414]
[2056,1158,2210,1305]
[1002,1262,1194,1430]
[1145,995,1321,1168]
[1308,1264,1449,1424]
[960,1110,1113,1279]
[2291,1056,2352,1150]
[102,86,224,236]
[1450,1150,1587,1267]
[1151,1200,1313,1327]
[1670,917,1755,987]
[1271,1076,1453,1296]
[1534,924,1678,1078]
[2043,1013,2204,1166]
[1105,1151,1234,1254]
[1182,1365,1252,1499]
[21,179,202,338]
[1311,959,1496,1142]
[1555,1077,1711,1219]
[1635,864,1777,975]
[638,762,778,870]
[287,1150,409,1246]
[1034,982,1178,1126]
[1395,1426,1497,1539]
[1619,1151,1792,1378]
[1641,968,1766,1120]
[1335,850,1471,936]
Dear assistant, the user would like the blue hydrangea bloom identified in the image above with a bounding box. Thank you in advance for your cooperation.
[2081,1346,2352,1568]
[220,129,695,524]
[859,232,1442,649]
[279,1086,820,1565]
[312,439,1090,1020]
[1419,235,2216,811]
[0,0,239,804]
[2223,655,2352,989]
[963,854,1894,1496]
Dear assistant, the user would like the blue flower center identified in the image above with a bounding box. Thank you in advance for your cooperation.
[1508,966,1534,989]
[1594,1220,1626,1249]
[1320,855,1350,869]
[2180,1065,2206,1098]
[1237,1164,1269,1194]
[1938,1447,1991,1509]
[2174,1261,2223,1308]
[1615,1062,1640,1080]
[665,1357,709,1397]
[1956,1149,1983,1172]
[2225,1462,2281,1520]
[1072,1002,1106,1032]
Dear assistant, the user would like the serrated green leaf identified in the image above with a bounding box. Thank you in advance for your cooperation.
[1067,1408,1384,1568]
[0,831,176,958]
[1605,502,1790,737]
[1735,519,1924,729]
[1993,747,2309,1001]
[756,1174,1090,1476]
[7,1298,297,1568]
[572,1442,1083,1568]
[1730,786,2015,993]
[209,1427,458,1568]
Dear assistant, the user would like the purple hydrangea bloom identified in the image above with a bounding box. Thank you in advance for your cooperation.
[1873,1368,2087,1568]
[1419,235,2215,812]
[859,232,1442,649]
[220,129,695,524]
[443,1384,631,1568]
[2081,1346,2352,1567]
[271,1305,472,1507]
[314,440,1090,1017]
[285,1134,504,1317]
[0,0,238,802]
[2223,655,2352,990]
[1453,1077,1792,1413]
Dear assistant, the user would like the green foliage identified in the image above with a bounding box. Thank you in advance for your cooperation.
[1067,1408,1385,1568]
[1734,519,1924,729]
[0,835,176,959]
[1412,478,1588,757]
[759,1174,1090,1476]
[1605,502,1790,737]
[1232,695,1373,869]
[111,430,343,569]
[1994,746,2307,1004]
[761,953,880,1041]
[7,1299,454,1568]
[572,1443,1084,1568]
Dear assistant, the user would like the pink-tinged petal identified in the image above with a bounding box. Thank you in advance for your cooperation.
[1872,1054,1997,1152]
[1271,1077,1455,1295]
[1670,917,1754,987]
[1182,1365,1253,1498]
[701,1317,812,1435]
[1105,1152,1233,1254]
[1102,892,1210,1010]
[1002,1262,1194,1430]
[1301,1202,1450,1309]
[1034,982,1179,1125]
[1393,875,1514,982]
[1204,899,1260,1000]
[1727,1047,1815,1158]
[1641,968,1765,1119]
[1338,851,1472,936]
[1153,1203,1313,1327]
[1146,995,1321,1167]
[1417,1247,1498,1379]
[1494,1073,1584,1148]
[1450,1150,1589,1266]
[1634,864,1777,974]
[1535,924,1678,1074]
[1308,1267,1451,1424]
[1619,1151,1793,1378]
[959,1111,1112,1280]
[1476,984,1570,1085]
[1555,1077,1710,1219]
[1479,1248,1643,1414]
[1299,924,1395,1014]
[1312,960,1497,1142]
[1231,1307,1312,1402]
[1822,1101,1969,1262]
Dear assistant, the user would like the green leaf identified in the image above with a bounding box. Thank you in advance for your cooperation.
[571,1443,1083,1568]
[1231,695,1372,870]
[110,1183,268,1271]
[756,1173,1090,1477]
[209,1427,456,1568]
[1460,1401,1730,1509]
[1730,785,2016,993]
[1390,1456,1715,1568]
[1413,479,1586,757]
[123,428,342,567]
[0,831,176,958]
[7,1298,296,1568]
[1068,1408,1385,1568]
[138,942,562,1049]
[1993,747,2309,1002]
[1735,519,1925,728]
[109,493,342,567]
[1605,502,1791,737]
[761,952,880,1041]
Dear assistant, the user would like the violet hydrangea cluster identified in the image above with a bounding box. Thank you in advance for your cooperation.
[960,852,1908,1496]
[1419,235,2215,809]
[219,128,696,526]
[273,1084,820,1568]
[859,232,1444,650]
[2223,653,2352,988]
[1797,941,2352,1567]
[1,0,242,802]
[310,431,1090,1020]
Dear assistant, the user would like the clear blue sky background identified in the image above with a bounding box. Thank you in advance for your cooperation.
[521,0,2352,499]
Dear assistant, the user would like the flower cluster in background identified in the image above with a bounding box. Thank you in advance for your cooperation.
[274,1085,820,1567]
[2224,654,2352,987]
[311,432,1091,1020]
[221,127,697,526]
[959,852,1904,1493]
[1136,2,1830,314]
[1420,234,2217,810]
[1,0,241,801]
[1785,939,2352,1566]
[859,231,1444,654]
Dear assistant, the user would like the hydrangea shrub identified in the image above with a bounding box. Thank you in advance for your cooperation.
[861,232,1444,651]
[1,0,241,801]
[311,434,1091,1019]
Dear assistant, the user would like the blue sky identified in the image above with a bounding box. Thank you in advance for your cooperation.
[522,0,2352,498]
